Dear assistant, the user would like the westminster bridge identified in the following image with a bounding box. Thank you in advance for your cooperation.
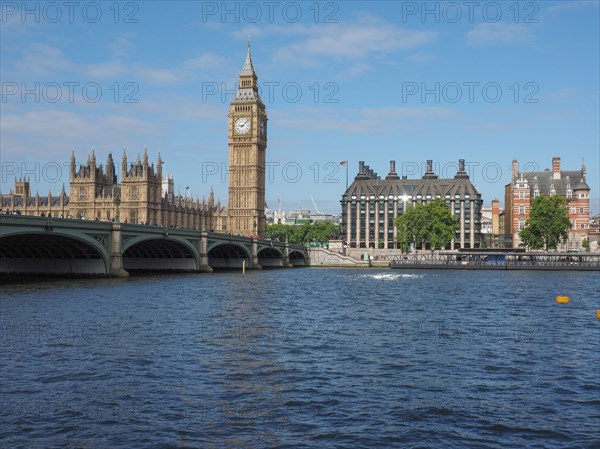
[0,215,308,276]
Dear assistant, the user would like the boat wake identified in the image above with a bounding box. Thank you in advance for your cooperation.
[362,273,423,281]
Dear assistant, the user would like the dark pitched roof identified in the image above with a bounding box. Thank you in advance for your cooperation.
[519,169,588,195]
[343,161,481,200]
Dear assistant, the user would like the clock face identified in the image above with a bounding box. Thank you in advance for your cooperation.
[260,119,266,138]
[234,117,251,134]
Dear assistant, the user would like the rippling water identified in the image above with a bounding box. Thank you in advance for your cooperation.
[1,269,599,449]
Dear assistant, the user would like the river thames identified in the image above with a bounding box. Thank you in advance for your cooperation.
[1,269,599,449]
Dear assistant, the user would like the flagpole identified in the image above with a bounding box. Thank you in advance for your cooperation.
[345,161,349,191]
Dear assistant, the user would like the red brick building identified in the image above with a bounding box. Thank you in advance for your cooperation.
[504,157,590,249]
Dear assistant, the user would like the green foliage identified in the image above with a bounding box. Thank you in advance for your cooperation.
[582,237,591,252]
[519,195,571,251]
[266,221,339,244]
[394,198,459,251]
[394,203,425,251]
[425,198,460,250]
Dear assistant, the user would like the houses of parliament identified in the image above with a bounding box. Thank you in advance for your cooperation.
[1,41,267,237]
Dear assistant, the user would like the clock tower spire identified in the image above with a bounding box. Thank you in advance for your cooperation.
[227,38,267,237]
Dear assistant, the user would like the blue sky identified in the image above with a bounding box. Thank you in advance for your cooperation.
[1,0,599,214]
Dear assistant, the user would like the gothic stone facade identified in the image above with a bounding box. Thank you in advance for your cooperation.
[504,156,590,249]
[2,150,228,231]
[342,159,483,249]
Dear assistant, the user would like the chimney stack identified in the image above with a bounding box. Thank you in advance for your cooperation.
[386,160,400,180]
[423,159,438,179]
[512,160,518,181]
[552,156,561,180]
[454,158,469,179]
[491,199,500,234]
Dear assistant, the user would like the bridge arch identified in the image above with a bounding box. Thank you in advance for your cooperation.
[122,237,199,272]
[289,250,307,267]
[208,242,251,269]
[0,231,109,275]
[257,246,284,268]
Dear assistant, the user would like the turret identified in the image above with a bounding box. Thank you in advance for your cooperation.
[70,150,76,179]
[121,149,127,179]
[143,146,149,176]
[157,153,163,179]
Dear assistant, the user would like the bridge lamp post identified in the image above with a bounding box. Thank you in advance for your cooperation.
[114,195,121,223]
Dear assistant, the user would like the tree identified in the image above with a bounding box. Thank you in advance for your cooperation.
[582,237,591,252]
[422,198,459,251]
[394,203,426,251]
[519,195,571,251]
[265,222,340,245]
[394,199,458,251]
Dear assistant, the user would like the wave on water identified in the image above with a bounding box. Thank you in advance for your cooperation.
[362,273,423,281]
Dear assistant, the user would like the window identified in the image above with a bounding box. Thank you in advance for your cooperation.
[570,207,576,214]
[566,190,572,199]
[580,223,586,229]
[129,210,138,224]
[131,186,139,199]
[579,207,585,214]
[550,190,556,196]
[519,192,525,199]
[518,218,525,230]
[519,205,525,214]
[534,190,540,198]
[78,187,86,199]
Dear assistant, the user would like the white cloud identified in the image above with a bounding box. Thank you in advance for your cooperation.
[272,105,461,133]
[0,109,159,161]
[547,1,599,14]
[273,20,436,66]
[542,87,586,103]
[467,22,535,45]
[10,42,234,86]
[14,44,73,78]
[407,51,436,64]
[109,33,135,58]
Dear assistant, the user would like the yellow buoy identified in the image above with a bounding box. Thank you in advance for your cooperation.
[596,310,600,319]
[556,296,570,304]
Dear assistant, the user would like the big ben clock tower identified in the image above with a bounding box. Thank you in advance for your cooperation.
[228,38,267,237]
